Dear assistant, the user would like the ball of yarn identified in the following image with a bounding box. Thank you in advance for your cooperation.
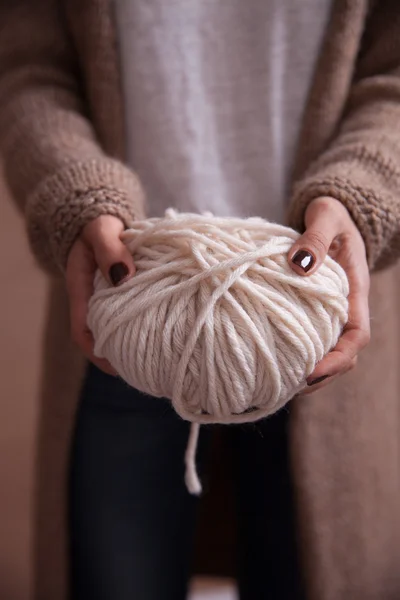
[88,210,349,423]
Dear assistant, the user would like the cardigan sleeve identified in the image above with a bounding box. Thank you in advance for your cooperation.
[287,1,400,271]
[0,0,145,274]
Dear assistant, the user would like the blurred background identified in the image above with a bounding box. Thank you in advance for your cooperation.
[0,169,47,599]
[0,169,237,600]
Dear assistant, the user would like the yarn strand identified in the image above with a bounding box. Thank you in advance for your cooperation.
[185,423,202,495]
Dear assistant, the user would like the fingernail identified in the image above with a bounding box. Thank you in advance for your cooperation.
[292,250,315,272]
[109,262,129,286]
[307,374,329,386]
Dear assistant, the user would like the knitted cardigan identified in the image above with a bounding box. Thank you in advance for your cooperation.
[0,0,400,274]
[1,2,400,600]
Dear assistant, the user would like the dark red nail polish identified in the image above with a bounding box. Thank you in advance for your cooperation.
[308,374,329,386]
[109,262,129,286]
[292,250,315,272]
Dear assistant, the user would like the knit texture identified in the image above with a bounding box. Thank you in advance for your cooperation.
[2,1,400,599]
[1,1,400,274]
[0,0,145,273]
[287,0,400,271]
[26,158,144,271]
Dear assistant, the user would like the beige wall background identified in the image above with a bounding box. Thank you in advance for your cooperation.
[0,173,47,600]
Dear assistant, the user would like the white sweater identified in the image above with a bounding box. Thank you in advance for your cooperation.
[114,0,331,224]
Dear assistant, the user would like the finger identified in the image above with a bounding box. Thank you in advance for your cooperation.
[334,284,370,367]
[70,299,117,376]
[66,244,117,376]
[303,355,358,395]
[76,329,117,376]
[288,198,342,276]
[85,215,136,286]
[306,288,370,383]
[66,245,94,349]
[301,373,337,395]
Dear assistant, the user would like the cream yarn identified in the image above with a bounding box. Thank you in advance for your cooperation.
[88,210,349,493]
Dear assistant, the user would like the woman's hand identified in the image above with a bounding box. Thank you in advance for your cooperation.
[66,215,135,374]
[288,196,371,393]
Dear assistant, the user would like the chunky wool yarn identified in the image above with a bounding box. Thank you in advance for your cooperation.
[88,210,349,493]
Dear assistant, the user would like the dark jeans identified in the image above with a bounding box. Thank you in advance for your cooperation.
[69,363,304,600]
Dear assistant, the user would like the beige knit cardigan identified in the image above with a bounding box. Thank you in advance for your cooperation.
[1,1,400,599]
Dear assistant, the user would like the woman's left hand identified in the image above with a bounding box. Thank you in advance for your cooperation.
[287,196,371,393]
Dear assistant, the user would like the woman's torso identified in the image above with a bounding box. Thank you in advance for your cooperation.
[115,0,332,222]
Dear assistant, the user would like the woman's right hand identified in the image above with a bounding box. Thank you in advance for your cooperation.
[66,215,135,374]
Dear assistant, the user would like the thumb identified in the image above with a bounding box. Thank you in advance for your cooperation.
[84,215,135,286]
[288,198,340,276]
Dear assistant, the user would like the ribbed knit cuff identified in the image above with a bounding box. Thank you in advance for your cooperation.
[26,158,145,274]
[287,176,399,270]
